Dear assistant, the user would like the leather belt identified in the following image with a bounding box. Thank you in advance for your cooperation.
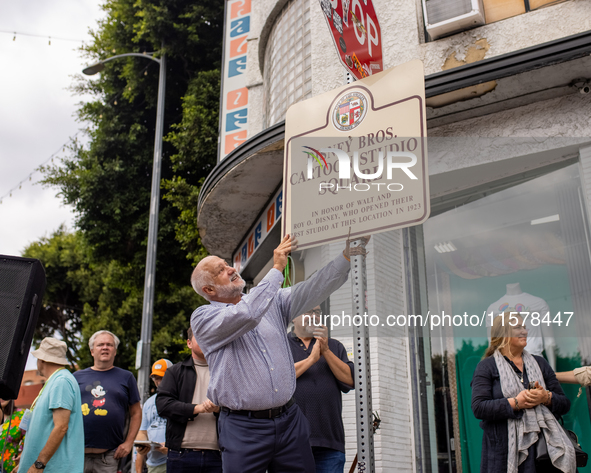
[221,398,295,419]
[170,448,216,453]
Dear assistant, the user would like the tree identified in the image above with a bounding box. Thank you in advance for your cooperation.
[23,226,91,366]
[39,0,222,370]
[163,69,221,263]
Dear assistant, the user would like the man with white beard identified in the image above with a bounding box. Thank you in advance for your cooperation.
[189,234,367,473]
[289,306,354,473]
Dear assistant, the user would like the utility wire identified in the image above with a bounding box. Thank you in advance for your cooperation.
[0,29,86,44]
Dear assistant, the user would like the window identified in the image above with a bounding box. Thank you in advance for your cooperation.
[263,0,312,127]
[422,163,591,472]
[423,0,570,41]
[483,0,566,23]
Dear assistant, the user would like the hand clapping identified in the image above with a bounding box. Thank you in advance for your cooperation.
[313,326,329,354]
[516,382,549,409]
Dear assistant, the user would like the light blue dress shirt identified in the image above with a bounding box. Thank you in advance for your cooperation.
[191,254,350,410]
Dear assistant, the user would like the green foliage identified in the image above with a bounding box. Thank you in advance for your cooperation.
[163,69,222,263]
[23,226,91,366]
[37,0,223,370]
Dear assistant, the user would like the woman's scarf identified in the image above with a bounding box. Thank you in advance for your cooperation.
[493,349,576,473]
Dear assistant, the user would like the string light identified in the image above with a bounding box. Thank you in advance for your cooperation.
[2,63,154,203]
[1,29,84,44]
[0,131,82,202]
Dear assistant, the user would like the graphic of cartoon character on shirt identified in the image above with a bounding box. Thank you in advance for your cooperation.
[81,381,108,416]
[498,303,528,313]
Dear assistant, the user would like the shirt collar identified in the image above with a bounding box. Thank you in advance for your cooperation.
[289,329,315,344]
[208,295,245,307]
[289,330,300,342]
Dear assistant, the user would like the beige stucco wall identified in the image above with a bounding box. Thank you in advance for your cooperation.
[244,0,591,138]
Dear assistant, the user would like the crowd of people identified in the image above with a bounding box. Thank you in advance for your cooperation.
[0,235,360,473]
[1,235,590,473]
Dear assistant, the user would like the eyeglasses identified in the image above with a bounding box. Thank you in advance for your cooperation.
[304,309,322,316]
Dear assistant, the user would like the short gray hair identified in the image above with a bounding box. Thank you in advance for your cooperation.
[191,256,217,301]
[89,330,120,350]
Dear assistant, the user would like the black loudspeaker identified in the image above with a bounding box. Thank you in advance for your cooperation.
[0,255,46,399]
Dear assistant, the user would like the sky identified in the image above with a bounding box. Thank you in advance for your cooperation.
[0,0,106,370]
[0,0,105,257]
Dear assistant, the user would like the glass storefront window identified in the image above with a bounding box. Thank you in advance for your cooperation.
[263,0,312,127]
[423,163,591,472]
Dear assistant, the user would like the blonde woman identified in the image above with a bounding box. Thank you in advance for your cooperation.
[471,312,575,472]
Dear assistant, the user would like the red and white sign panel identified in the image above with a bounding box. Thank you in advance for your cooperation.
[319,0,383,81]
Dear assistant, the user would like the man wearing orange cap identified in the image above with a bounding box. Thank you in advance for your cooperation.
[135,359,173,473]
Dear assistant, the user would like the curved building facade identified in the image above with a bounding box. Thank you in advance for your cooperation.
[201,0,591,470]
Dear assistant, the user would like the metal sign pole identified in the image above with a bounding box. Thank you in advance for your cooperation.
[351,238,375,473]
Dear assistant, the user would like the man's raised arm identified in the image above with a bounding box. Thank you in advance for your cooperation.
[282,234,370,323]
[191,235,297,353]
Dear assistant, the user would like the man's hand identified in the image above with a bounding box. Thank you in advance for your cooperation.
[114,440,133,459]
[202,399,220,413]
[135,444,148,473]
[344,228,371,259]
[193,399,220,414]
[136,444,150,456]
[313,326,329,354]
[273,235,297,272]
[309,340,321,364]
[135,429,150,465]
[154,443,168,455]
[295,341,321,378]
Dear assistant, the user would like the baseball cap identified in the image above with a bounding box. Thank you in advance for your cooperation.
[151,359,173,377]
